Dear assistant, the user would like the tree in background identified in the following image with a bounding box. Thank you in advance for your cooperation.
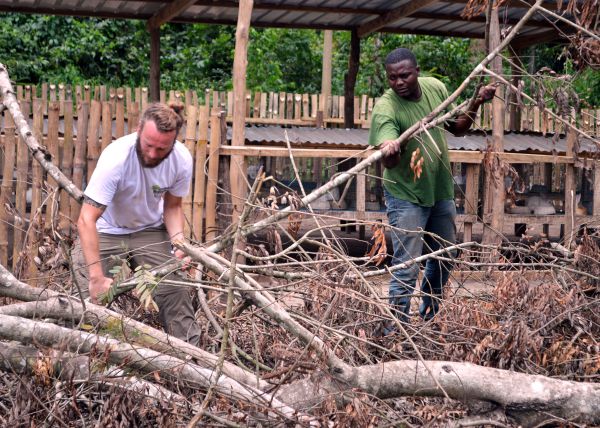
[0,13,597,105]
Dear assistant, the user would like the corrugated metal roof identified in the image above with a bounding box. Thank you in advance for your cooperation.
[235,125,600,154]
[0,0,581,44]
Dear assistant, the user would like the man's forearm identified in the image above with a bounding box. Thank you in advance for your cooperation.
[78,221,104,279]
[448,98,483,136]
[163,203,185,243]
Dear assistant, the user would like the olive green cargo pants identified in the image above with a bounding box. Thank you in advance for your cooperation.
[71,226,201,347]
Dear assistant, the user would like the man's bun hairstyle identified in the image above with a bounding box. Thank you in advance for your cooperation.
[140,102,185,134]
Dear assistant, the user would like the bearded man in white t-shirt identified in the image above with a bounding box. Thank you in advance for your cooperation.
[73,102,200,346]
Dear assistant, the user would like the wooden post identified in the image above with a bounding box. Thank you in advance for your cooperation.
[356,171,366,239]
[193,106,209,242]
[205,109,222,242]
[29,99,44,238]
[481,2,505,246]
[321,30,333,119]
[128,101,140,133]
[86,100,102,182]
[101,101,113,152]
[508,48,523,132]
[0,111,16,267]
[463,164,481,243]
[564,125,576,247]
[72,102,90,222]
[593,161,600,217]
[230,0,253,237]
[344,29,360,129]
[183,105,197,239]
[149,27,160,102]
[13,101,30,272]
[59,99,74,235]
[47,101,61,230]
[115,88,125,138]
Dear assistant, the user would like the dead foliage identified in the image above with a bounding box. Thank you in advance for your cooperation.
[434,259,599,379]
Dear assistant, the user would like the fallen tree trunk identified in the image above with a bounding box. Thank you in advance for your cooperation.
[0,313,314,425]
[275,361,600,425]
[0,264,267,390]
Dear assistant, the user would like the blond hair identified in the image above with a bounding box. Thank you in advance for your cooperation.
[139,102,184,134]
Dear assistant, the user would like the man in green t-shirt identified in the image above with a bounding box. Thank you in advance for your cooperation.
[368,48,495,324]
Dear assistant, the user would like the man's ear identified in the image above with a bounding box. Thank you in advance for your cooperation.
[415,66,420,75]
[136,123,143,135]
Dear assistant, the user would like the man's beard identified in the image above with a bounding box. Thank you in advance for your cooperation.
[136,136,173,168]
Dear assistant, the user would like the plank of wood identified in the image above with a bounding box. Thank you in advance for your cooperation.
[86,100,102,183]
[115,88,125,138]
[13,101,30,270]
[193,106,209,242]
[183,105,197,239]
[205,109,223,242]
[101,102,113,152]
[47,102,61,229]
[71,102,89,222]
[564,126,576,246]
[59,100,74,235]
[0,111,16,266]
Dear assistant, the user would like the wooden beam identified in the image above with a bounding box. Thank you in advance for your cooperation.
[357,0,439,38]
[147,0,198,30]
[321,30,333,119]
[230,0,253,229]
[344,29,360,129]
[482,2,506,246]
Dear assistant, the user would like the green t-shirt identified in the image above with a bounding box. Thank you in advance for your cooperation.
[368,77,454,207]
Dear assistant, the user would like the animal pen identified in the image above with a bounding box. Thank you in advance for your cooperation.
[1,0,600,426]
[0,83,599,274]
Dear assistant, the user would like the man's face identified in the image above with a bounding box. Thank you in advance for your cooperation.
[385,60,420,100]
[136,120,176,168]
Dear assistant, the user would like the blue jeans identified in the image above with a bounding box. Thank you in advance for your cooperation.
[385,190,457,322]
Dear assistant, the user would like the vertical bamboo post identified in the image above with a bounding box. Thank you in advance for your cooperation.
[46,101,61,231]
[463,164,481,243]
[193,105,210,242]
[230,0,253,238]
[59,83,66,116]
[101,101,113,152]
[128,101,140,133]
[183,105,198,239]
[126,86,133,114]
[59,99,74,235]
[29,99,44,238]
[302,94,309,120]
[564,125,576,247]
[115,88,125,138]
[0,111,16,267]
[356,169,366,239]
[141,87,149,112]
[86,100,102,182]
[259,92,267,118]
[13,101,31,273]
[205,109,222,242]
[253,91,261,118]
[71,102,90,222]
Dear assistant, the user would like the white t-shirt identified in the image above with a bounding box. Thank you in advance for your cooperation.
[84,132,193,234]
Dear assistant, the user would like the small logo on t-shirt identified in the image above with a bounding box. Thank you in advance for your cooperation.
[151,184,169,198]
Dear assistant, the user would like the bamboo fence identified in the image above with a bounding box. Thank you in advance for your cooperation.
[0,83,599,274]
